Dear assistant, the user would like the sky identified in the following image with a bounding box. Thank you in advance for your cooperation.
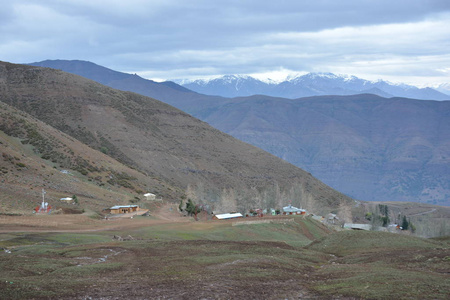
[1,0,450,86]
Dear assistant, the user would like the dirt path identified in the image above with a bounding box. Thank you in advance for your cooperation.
[408,208,437,217]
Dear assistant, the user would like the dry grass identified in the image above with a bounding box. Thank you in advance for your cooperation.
[1,213,449,299]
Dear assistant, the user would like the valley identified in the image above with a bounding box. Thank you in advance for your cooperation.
[27,60,450,206]
[0,61,448,299]
[2,2,450,299]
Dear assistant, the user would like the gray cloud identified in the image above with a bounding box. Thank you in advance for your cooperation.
[1,0,449,85]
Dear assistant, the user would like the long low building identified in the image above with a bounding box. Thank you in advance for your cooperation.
[283,204,306,214]
[343,223,372,231]
[109,205,139,214]
[213,213,243,220]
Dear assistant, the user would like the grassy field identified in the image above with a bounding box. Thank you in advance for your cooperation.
[307,231,449,299]
[0,216,449,299]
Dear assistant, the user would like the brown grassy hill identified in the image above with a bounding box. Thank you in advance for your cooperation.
[0,100,177,214]
[0,61,352,215]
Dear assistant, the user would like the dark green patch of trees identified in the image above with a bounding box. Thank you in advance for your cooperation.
[378,204,390,227]
[400,215,415,232]
[179,199,203,220]
[366,204,390,227]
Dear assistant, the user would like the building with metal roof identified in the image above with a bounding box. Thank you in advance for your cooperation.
[109,205,139,214]
[213,213,243,220]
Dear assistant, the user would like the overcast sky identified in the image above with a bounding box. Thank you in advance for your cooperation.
[1,0,450,86]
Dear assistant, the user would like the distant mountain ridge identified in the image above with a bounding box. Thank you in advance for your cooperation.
[26,60,450,206]
[435,83,450,95]
[28,60,226,113]
[177,73,450,100]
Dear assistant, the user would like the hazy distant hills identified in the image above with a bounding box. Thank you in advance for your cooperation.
[29,59,194,98]
[27,60,450,206]
[178,73,450,100]
[28,60,227,113]
[1,61,351,215]
[197,94,450,206]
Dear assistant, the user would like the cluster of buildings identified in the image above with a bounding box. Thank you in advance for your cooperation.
[212,204,307,220]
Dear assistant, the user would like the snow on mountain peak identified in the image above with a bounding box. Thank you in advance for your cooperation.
[220,74,252,84]
[173,72,448,100]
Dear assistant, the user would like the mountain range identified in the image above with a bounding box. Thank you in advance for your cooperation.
[177,73,450,100]
[27,60,450,206]
[197,94,450,206]
[1,61,351,216]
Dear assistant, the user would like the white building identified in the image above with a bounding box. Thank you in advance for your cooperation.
[143,193,156,200]
[283,204,306,214]
[213,213,243,220]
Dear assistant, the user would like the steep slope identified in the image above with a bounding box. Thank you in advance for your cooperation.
[196,94,450,205]
[0,61,352,215]
[0,101,175,214]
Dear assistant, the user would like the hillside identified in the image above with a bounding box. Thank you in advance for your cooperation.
[197,94,450,205]
[28,59,225,112]
[26,60,450,206]
[0,101,174,214]
[0,61,352,216]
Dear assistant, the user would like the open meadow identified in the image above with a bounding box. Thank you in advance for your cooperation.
[0,205,449,299]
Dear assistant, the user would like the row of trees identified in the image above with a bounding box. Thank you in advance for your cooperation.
[184,181,347,219]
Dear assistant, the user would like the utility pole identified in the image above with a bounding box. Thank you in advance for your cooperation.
[41,188,46,212]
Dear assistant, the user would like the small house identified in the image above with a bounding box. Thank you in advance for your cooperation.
[109,205,139,214]
[326,213,339,224]
[144,193,156,200]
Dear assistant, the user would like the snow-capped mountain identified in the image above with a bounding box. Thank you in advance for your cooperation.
[176,73,450,100]
[435,83,450,95]
[179,75,276,98]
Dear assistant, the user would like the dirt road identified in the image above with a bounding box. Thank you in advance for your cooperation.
[0,203,189,233]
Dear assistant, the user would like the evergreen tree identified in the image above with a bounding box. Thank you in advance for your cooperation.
[401,215,409,230]
[378,204,390,227]
[184,199,202,220]
[185,199,195,215]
